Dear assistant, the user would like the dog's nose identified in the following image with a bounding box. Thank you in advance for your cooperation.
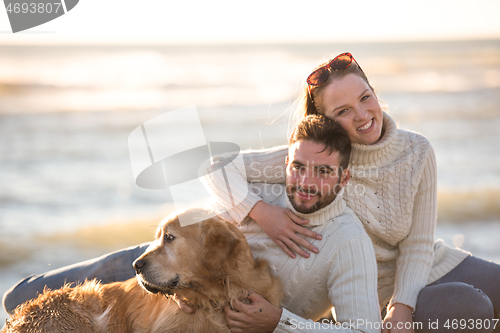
[133,259,146,273]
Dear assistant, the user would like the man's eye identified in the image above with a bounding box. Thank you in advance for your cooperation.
[164,234,176,242]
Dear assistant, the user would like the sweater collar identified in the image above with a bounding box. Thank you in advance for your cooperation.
[280,188,347,227]
[349,112,405,168]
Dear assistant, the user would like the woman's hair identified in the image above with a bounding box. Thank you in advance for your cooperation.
[289,114,351,172]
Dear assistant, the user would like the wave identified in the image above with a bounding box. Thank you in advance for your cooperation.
[438,188,500,223]
[0,189,498,272]
[0,40,499,114]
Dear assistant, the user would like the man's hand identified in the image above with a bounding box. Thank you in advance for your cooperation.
[383,303,414,333]
[249,201,322,258]
[224,291,282,333]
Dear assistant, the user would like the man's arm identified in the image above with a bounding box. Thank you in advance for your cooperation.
[223,229,382,333]
[324,233,381,333]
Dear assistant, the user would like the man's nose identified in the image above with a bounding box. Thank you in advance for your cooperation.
[299,170,314,186]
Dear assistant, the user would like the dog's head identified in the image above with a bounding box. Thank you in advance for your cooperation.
[133,208,252,299]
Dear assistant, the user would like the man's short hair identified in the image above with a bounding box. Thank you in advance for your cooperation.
[289,115,351,171]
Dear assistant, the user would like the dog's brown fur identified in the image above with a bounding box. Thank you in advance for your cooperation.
[2,208,283,333]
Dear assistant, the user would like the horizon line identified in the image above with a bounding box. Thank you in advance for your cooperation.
[1,36,500,47]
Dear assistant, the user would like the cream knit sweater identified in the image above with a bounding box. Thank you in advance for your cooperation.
[206,112,469,311]
[214,182,381,333]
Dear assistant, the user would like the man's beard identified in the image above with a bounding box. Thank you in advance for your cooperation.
[286,180,341,214]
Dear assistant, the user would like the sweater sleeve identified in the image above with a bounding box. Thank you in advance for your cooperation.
[274,233,381,333]
[202,145,288,224]
[389,146,437,309]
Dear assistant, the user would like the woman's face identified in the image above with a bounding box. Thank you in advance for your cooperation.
[317,73,383,145]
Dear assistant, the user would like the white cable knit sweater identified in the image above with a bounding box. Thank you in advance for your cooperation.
[214,183,381,333]
[206,112,470,311]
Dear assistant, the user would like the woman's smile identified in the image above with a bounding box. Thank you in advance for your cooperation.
[357,118,374,131]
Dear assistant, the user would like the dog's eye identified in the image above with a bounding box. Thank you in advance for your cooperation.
[164,233,175,242]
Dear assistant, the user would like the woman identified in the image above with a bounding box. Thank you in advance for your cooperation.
[206,53,500,333]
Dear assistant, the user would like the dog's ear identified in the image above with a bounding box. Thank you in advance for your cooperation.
[201,218,241,272]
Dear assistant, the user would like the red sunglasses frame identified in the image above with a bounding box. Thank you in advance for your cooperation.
[306,52,363,87]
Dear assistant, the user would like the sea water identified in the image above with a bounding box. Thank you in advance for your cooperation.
[0,40,499,321]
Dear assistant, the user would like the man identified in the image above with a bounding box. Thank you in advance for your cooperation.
[199,114,381,332]
[3,115,380,333]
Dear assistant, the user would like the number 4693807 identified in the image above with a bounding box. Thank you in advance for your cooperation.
[444,319,499,330]
[6,2,62,14]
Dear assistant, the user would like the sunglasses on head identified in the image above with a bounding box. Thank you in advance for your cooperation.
[306,52,363,87]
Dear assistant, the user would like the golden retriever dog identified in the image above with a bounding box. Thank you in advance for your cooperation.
[2,208,283,333]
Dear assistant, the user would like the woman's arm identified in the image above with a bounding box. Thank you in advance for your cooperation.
[389,146,437,310]
[203,145,288,223]
[382,145,437,333]
[203,146,321,257]
[242,146,289,184]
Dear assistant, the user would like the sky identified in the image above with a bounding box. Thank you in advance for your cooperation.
[0,0,499,44]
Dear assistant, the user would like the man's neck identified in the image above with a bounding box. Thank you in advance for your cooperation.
[280,189,346,227]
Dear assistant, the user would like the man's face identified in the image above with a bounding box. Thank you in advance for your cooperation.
[285,140,349,214]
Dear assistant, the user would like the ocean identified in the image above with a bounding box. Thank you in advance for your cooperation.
[1,40,499,321]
